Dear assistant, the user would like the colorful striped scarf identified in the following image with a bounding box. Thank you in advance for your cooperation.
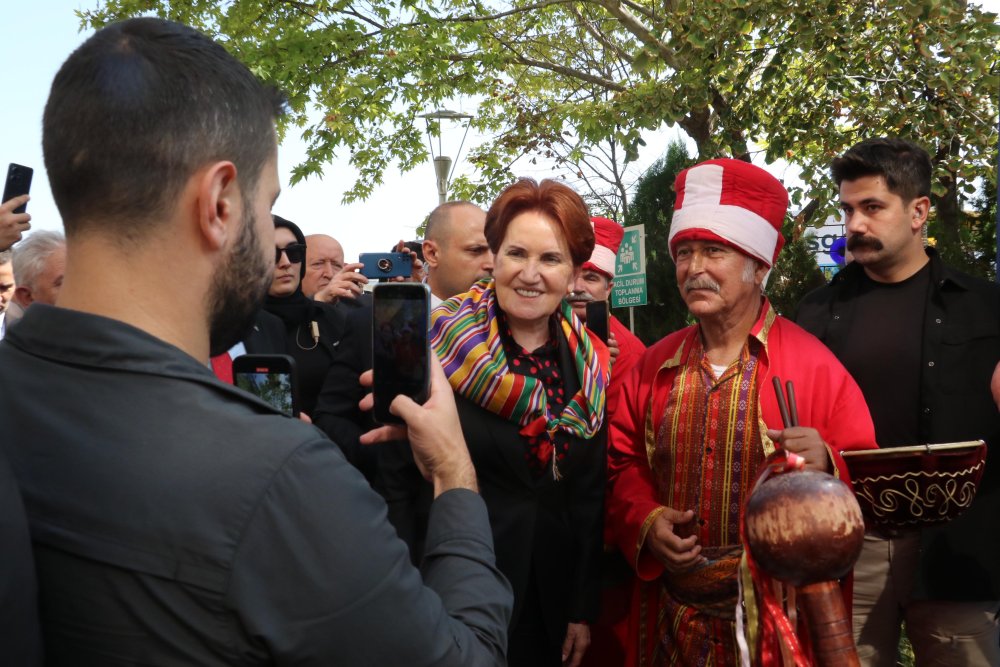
[430,279,609,476]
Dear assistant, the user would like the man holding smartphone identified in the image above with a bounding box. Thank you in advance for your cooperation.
[567,217,646,408]
[0,17,511,666]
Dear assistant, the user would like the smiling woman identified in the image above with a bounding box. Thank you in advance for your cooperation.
[425,178,612,667]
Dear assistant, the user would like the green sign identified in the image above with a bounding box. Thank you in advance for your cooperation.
[611,224,647,308]
[612,274,647,307]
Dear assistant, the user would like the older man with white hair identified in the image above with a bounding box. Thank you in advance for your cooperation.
[9,230,66,324]
[606,158,877,666]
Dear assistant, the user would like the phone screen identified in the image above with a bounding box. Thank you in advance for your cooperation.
[232,354,298,416]
[372,283,430,424]
[586,300,610,344]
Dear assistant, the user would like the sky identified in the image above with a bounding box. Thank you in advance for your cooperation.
[1,1,686,260]
[3,2,996,260]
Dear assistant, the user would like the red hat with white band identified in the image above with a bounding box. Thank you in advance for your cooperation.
[668,158,788,267]
[583,217,625,279]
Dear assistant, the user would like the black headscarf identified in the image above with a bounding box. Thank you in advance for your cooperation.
[264,215,320,326]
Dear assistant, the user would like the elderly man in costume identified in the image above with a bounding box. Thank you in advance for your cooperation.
[606,158,877,666]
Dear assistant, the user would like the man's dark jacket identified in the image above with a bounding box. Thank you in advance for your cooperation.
[796,248,1000,600]
[0,304,512,665]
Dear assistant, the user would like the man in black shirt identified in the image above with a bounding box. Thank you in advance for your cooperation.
[0,17,511,665]
[797,138,1000,666]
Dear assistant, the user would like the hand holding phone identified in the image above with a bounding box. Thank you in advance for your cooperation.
[232,354,300,417]
[371,283,431,424]
[1,164,33,251]
[358,352,477,494]
[358,252,413,280]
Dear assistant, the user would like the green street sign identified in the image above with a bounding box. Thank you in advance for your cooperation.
[615,227,645,275]
[612,224,647,308]
[612,274,647,307]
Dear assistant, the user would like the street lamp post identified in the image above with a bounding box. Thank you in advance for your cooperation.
[419,109,474,205]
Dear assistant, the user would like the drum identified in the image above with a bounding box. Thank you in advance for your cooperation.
[841,440,987,531]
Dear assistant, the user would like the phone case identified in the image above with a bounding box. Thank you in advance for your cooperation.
[3,163,33,214]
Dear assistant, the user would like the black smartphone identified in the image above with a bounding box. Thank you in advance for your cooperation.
[3,164,33,214]
[359,252,413,279]
[372,282,431,424]
[586,300,610,344]
[232,354,299,417]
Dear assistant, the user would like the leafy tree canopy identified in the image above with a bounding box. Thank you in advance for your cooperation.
[81,0,998,232]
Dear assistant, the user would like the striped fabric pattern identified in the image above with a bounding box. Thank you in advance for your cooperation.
[430,279,608,444]
[646,335,766,665]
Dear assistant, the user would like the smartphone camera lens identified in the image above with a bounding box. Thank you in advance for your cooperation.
[377,258,393,273]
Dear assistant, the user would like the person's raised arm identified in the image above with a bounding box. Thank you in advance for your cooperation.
[359,353,477,496]
[0,196,31,251]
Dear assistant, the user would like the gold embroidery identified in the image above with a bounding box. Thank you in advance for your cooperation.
[636,506,669,570]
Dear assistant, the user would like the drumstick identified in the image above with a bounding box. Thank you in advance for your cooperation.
[772,376,792,428]
[786,380,799,427]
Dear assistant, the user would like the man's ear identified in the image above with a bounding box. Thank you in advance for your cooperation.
[422,239,440,269]
[195,161,239,252]
[754,261,770,286]
[13,285,33,306]
[910,195,931,232]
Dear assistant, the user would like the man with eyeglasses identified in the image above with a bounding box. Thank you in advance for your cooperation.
[302,233,369,303]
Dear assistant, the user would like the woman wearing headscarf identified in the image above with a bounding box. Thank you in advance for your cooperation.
[264,215,346,416]
[429,178,611,667]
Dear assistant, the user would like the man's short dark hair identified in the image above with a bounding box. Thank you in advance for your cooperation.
[831,137,932,203]
[43,18,286,240]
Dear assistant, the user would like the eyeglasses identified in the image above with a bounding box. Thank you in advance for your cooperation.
[275,243,306,264]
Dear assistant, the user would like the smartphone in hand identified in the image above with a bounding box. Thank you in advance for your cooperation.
[372,283,431,424]
[3,164,33,214]
[359,252,413,279]
[585,300,610,344]
[232,354,299,417]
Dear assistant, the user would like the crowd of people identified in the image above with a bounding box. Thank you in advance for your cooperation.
[1,15,998,667]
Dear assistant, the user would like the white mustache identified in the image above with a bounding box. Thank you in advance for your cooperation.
[684,278,721,294]
[566,291,595,304]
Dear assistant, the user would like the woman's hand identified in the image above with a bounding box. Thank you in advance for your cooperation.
[561,622,590,667]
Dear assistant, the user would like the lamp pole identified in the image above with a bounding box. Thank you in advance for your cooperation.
[419,110,474,205]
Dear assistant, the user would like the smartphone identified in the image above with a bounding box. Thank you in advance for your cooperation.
[3,164,33,214]
[586,300,610,344]
[372,282,431,424]
[232,354,299,417]
[359,252,413,279]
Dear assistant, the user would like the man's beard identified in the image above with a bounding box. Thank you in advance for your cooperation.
[207,199,271,357]
[847,234,884,252]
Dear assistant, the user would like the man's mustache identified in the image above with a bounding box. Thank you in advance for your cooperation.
[684,278,721,294]
[847,234,884,251]
[566,291,594,304]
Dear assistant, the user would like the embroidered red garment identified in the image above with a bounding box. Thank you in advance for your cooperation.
[606,300,878,667]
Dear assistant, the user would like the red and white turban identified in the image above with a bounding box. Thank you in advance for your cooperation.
[583,216,625,279]
[668,158,788,267]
